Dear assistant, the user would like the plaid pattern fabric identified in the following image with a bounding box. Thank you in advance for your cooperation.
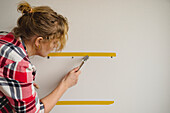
[0,33,44,113]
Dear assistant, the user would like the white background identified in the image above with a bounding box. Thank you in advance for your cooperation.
[0,0,170,113]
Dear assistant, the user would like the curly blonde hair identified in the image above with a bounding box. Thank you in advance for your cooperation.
[12,1,69,51]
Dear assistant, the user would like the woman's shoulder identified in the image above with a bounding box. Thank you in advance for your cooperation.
[0,32,28,63]
[0,33,35,83]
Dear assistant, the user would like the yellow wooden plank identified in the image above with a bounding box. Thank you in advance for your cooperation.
[56,101,114,105]
[48,52,116,57]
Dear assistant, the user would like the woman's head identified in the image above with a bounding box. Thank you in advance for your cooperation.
[12,1,68,57]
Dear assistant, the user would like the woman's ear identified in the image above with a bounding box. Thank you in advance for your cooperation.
[35,37,43,47]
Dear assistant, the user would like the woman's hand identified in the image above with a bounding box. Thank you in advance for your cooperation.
[60,67,81,89]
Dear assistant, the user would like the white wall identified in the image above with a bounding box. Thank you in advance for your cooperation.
[0,0,170,113]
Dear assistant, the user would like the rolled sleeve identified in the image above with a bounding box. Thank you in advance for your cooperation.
[0,77,44,112]
[0,60,44,112]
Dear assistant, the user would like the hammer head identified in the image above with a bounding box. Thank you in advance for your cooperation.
[83,55,89,61]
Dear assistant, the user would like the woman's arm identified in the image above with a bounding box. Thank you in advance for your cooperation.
[40,82,68,113]
[40,67,81,113]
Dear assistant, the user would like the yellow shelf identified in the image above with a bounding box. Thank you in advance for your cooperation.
[48,52,116,57]
[56,101,114,105]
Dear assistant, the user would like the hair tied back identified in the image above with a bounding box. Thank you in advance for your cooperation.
[17,1,32,15]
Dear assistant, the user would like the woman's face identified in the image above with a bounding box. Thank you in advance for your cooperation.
[38,38,58,57]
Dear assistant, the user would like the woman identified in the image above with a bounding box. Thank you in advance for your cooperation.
[0,2,81,113]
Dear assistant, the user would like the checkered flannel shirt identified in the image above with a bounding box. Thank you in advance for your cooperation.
[0,33,44,113]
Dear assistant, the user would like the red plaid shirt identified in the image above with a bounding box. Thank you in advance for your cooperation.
[0,33,44,113]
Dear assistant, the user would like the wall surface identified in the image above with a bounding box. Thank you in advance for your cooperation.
[0,0,170,113]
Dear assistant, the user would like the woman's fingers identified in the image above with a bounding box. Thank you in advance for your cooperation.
[71,66,79,73]
[33,83,39,89]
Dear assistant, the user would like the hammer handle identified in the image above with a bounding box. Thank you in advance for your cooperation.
[76,61,84,72]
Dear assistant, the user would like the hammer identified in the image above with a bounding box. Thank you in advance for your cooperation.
[76,55,89,72]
